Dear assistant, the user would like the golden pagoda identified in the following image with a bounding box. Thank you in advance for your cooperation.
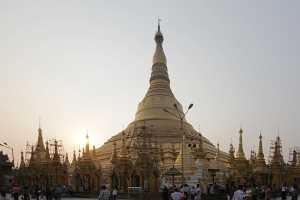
[253,134,268,185]
[17,125,68,188]
[269,136,285,187]
[287,150,300,185]
[95,23,228,191]
[71,134,101,192]
[231,128,250,184]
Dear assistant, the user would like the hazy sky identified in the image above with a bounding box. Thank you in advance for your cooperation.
[0,1,299,164]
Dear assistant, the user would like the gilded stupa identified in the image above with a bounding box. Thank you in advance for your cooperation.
[95,23,228,190]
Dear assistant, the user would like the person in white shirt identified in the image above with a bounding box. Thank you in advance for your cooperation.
[195,184,202,200]
[171,188,184,200]
[112,187,118,200]
[232,185,245,200]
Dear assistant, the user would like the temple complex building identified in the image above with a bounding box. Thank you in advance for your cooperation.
[94,24,229,192]
[70,134,102,192]
[17,126,68,188]
[10,24,300,192]
[228,128,250,185]
[0,151,14,190]
[252,134,268,185]
[269,136,286,187]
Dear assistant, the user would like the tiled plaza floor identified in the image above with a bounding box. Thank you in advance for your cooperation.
[1,195,300,200]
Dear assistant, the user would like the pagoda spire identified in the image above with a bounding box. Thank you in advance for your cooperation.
[229,143,235,160]
[64,153,70,167]
[36,123,46,153]
[236,128,246,159]
[52,140,60,163]
[271,139,282,166]
[149,20,170,84]
[19,151,25,168]
[45,141,50,160]
[85,132,90,155]
[71,150,77,166]
[152,19,167,67]
[135,21,186,121]
[256,133,266,166]
[29,146,35,166]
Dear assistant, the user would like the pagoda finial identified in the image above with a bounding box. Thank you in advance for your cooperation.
[236,128,246,159]
[257,133,265,163]
[20,151,25,168]
[85,131,90,154]
[45,141,50,160]
[152,19,167,66]
[38,116,41,130]
[158,17,161,32]
[72,150,77,162]
[36,120,46,153]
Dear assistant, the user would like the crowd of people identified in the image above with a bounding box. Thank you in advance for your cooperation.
[227,182,299,200]
[98,186,118,200]
[162,184,203,200]
[0,184,70,200]
[1,182,299,200]
[161,182,300,200]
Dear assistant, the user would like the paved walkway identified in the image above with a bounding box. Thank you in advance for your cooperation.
[1,195,300,200]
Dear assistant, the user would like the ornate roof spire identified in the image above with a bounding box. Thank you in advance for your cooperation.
[152,18,167,66]
[151,19,169,84]
[236,128,246,159]
[135,21,185,121]
[45,141,50,160]
[52,140,60,163]
[20,151,25,168]
[71,150,76,166]
[85,132,90,155]
[271,138,283,166]
[36,123,46,153]
[64,153,70,167]
[29,145,35,166]
[256,133,266,168]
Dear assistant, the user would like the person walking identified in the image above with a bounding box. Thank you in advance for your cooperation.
[281,183,288,200]
[45,186,52,200]
[264,185,272,200]
[232,185,245,200]
[12,184,20,200]
[291,183,298,200]
[190,186,196,200]
[195,184,202,200]
[98,185,111,200]
[162,185,169,200]
[171,188,183,200]
[112,187,118,200]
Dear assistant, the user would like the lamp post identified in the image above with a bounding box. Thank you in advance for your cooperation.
[163,103,194,184]
[0,142,14,167]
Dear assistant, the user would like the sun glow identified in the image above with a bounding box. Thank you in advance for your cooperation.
[72,131,96,151]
